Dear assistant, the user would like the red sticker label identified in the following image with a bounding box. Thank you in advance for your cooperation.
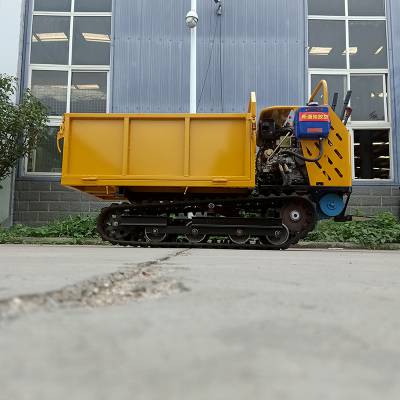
[299,112,329,122]
[307,128,323,133]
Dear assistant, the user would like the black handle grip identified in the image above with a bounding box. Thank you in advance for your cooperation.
[331,92,339,112]
[340,90,352,120]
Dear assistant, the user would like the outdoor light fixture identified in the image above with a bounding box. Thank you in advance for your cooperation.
[213,0,222,15]
[185,10,199,29]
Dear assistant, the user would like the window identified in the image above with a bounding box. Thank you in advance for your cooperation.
[350,75,386,121]
[27,127,63,173]
[31,70,68,116]
[71,72,108,113]
[27,0,112,175]
[308,0,345,16]
[34,0,71,12]
[348,21,387,69]
[31,16,70,65]
[72,17,111,65]
[348,0,385,17]
[74,0,112,13]
[308,0,391,181]
[354,130,390,179]
[308,20,346,68]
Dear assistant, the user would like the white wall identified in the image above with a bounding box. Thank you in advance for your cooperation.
[0,0,24,225]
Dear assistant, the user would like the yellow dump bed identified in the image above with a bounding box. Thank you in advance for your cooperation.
[57,94,257,200]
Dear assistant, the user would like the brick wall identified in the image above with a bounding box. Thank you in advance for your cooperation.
[13,179,108,226]
[12,179,400,226]
[348,186,400,217]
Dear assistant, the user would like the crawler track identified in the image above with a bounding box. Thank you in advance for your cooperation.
[97,193,318,250]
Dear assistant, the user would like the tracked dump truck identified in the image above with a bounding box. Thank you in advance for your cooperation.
[57,80,352,249]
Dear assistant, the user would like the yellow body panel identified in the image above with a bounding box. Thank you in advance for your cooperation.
[57,95,257,199]
[302,80,352,187]
[258,80,352,188]
[301,108,352,187]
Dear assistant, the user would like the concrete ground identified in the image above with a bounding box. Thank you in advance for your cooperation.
[0,245,176,299]
[0,245,399,400]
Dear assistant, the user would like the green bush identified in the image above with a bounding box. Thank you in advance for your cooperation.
[0,215,98,241]
[305,212,400,245]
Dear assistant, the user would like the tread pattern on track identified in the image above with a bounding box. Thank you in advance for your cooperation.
[97,193,318,251]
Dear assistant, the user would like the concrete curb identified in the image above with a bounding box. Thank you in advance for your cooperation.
[0,237,106,246]
[294,242,400,250]
[1,237,400,250]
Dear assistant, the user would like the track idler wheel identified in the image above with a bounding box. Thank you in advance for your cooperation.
[229,228,250,245]
[264,224,290,246]
[185,227,206,243]
[145,227,167,243]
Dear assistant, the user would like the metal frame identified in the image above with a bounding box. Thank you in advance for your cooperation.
[24,0,112,176]
[308,0,393,183]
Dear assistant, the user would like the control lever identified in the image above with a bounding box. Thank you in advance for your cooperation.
[343,107,353,126]
[331,92,338,112]
[340,90,352,120]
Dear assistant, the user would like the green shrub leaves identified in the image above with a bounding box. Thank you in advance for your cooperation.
[0,215,98,241]
[305,212,400,245]
[0,74,48,181]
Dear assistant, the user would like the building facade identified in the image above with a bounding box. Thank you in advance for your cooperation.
[4,0,400,226]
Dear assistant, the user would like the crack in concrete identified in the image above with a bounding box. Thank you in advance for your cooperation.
[0,249,189,323]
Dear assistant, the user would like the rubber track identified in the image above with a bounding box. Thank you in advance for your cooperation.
[97,193,317,251]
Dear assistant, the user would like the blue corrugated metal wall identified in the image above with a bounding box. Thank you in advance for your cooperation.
[111,0,306,114]
[111,0,190,113]
[388,0,400,183]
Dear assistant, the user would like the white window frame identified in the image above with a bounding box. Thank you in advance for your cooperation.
[25,0,112,176]
[27,123,64,176]
[308,0,393,182]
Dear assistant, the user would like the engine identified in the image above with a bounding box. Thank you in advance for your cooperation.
[256,111,307,187]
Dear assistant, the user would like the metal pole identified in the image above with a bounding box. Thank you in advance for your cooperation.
[190,0,197,113]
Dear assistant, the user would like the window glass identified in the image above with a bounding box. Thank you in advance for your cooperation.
[354,130,390,179]
[72,17,111,65]
[74,0,112,12]
[31,70,68,116]
[308,0,345,16]
[349,21,387,69]
[31,16,70,65]
[348,0,385,16]
[27,127,63,173]
[34,0,71,12]
[308,20,346,68]
[71,72,108,112]
[311,75,347,111]
[351,75,385,121]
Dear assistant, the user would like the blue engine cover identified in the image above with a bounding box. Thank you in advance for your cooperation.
[295,106,331,140]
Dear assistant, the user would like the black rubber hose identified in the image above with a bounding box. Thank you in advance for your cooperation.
[281,139,324,163]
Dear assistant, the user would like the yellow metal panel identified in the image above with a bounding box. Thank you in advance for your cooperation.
[128,119,185,176]
[122,117,130,175]
[68,119,124,176]
[189,118,248,178]
[59,93,257,198]
[301,108,352,187]
[184,118,190,177]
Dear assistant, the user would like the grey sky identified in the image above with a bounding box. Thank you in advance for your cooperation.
[0,0,23,76]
